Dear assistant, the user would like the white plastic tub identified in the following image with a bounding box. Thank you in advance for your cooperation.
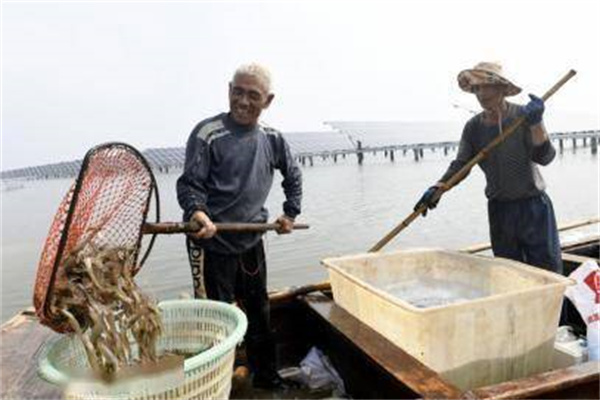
[322,248,573,390]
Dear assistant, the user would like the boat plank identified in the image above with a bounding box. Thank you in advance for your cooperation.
[304,294,463,399]
[0,312,61,399]
[465,361,599,400]
[562,252,599,266]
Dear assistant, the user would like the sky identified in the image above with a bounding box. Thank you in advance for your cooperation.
[2,0,599,170]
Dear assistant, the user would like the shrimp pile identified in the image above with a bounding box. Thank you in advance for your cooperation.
[50,243,162,382]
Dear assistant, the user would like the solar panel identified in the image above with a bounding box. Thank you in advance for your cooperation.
[1,128,597,181]
[325,121,465,147]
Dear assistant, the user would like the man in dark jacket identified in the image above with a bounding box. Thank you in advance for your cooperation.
[177,63,302,389]
[415,61,562,276]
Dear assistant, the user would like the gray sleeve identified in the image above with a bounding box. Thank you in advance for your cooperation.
[176,127,211,221]
[275,134,302,218]
[440,122,475,184]
[531,139,556,166]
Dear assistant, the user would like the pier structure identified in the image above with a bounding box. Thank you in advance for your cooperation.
[294,140,459,165]
[293,129,600,166]
[1,130,598,182]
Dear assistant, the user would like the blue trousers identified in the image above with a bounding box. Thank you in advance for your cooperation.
[488,192,563,275]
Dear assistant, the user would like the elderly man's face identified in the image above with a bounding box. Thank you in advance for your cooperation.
[473,84,506,112]
[228,74,274,126]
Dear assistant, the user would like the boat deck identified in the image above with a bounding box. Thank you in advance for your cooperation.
[300,293,599,399]
[2,235,599,399]
[1,295,599,399]
[0,310,61,399]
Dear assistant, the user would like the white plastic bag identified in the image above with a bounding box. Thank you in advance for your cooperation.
[588,325,599,360]
[564,260,600,361]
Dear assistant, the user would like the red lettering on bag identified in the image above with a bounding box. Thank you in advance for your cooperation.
[584,271,600,304]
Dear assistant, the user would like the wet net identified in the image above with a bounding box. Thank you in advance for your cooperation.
[33,143,158,333]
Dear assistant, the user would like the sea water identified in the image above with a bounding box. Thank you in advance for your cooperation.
[383,278,488,308]
[1,150,598,323]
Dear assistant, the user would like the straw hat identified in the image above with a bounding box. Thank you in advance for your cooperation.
[457,62,522,96]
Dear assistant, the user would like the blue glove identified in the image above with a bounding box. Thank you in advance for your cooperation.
[523,94,545,125]
[414,186,441,217]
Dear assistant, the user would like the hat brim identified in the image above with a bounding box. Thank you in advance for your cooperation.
[457,69,522,97]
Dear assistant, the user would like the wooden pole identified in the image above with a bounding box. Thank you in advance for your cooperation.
[142,221,309,235]
[269,281,332,304]
[368,70,577,253]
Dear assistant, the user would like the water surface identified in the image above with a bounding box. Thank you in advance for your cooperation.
[2,149,598,323]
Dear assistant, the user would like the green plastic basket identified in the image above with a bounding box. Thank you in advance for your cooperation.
[38,299,248,400]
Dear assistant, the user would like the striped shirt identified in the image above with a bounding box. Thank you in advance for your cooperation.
[440,102,556,201]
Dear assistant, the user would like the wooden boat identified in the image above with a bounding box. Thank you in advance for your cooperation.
[259,233,600,400]
[1,235,598,399]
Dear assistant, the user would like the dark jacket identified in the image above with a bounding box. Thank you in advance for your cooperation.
[177,113,302,254]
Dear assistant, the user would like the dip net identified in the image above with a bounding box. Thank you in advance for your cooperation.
[33,143,159,333]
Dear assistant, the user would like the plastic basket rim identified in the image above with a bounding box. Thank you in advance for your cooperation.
[38,299,248,387]
[322,248,574,313]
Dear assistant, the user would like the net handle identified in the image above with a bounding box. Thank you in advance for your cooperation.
[142,221,310,234]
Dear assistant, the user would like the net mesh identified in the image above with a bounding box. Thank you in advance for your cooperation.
[33,143,155,333]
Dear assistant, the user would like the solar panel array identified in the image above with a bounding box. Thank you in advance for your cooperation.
[325,121,465,147]
[2,127,598,181]
[143,147,185,171]
[0,160,82,180]
[141,133,356,169]
[0,133,346,180]
[283,131,354,154]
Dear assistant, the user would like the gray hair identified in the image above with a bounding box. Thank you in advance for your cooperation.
[233,63,273,94]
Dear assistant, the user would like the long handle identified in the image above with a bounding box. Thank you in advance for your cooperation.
[368,70,577,253]
[142,221,309,235]
[269,281,333,304]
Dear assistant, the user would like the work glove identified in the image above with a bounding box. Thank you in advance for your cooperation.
[414,186,442,217]
[523,94,545,125]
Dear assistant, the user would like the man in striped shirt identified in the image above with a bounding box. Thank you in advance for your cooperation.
[415,62,562,276]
